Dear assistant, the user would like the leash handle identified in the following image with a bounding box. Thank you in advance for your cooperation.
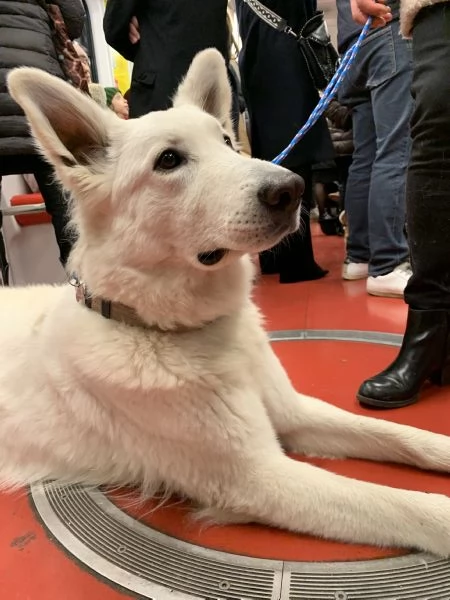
[271,17,373,165]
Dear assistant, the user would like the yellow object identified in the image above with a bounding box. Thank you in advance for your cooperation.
[112,51,131,94]
[104,0,131,94]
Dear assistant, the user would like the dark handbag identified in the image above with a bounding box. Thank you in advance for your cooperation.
[36,0,89,94]
[242,0,339,91]
[298,12,340,91]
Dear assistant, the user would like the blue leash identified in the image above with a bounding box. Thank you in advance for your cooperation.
[271,17,373,165]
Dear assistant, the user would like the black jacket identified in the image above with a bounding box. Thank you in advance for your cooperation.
[0,0,85,161]
[324,99,354,156]
[103,0,229,119]
[235,0,334,169]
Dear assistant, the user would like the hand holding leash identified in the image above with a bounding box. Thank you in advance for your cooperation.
[351,0,393,27]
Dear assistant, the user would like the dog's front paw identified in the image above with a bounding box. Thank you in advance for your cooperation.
[414,433,450,473]
[413,493,450,557]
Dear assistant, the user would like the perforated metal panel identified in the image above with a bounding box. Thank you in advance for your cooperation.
[32,482,283,599]
[32,481,450,600]
[288,558,450,599]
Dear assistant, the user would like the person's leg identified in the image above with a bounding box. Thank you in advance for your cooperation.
[33,159,74,267]
[279,168,329,284]
[365,21,412,292]
[313,162,343,236]
[260,166,328,283]
[335,155,352,209]
[357,4,450,408]
[314,182,328,220]
[404,5,450,309]
[341,99,374,279]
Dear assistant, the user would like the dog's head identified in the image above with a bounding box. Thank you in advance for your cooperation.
[8,50,302,325]
[8,49,301,266]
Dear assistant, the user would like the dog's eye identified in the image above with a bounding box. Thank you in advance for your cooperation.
[223,135,233,148]
[155,150,182,171]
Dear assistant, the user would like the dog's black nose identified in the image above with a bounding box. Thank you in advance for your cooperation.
[258,174,304,212]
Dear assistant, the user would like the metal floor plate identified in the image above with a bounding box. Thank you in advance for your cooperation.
[29,331,450,599]
[30,481,450,600]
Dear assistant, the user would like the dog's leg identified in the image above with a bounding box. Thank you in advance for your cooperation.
[177,444,450,556]
[256,342,450,472]
[158,375,450,555]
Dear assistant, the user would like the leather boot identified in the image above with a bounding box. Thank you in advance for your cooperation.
[357,309,450,409]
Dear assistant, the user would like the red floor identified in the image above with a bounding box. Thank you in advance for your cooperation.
[1,226,449,599]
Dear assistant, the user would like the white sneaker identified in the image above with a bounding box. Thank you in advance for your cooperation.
[310,207,320,222]
[342,260,369,280]
[366,262,412,298]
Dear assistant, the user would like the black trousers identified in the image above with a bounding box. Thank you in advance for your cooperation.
[33,164,73,267]
[1,155,73,267]
[404,3,450,309]
[259,165,327,283]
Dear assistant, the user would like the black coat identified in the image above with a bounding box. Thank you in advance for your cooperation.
[103,0,230,119]
[0,0,85,162]
[325,99,354,156]
[235,0,334,169]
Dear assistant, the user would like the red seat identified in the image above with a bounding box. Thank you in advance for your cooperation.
[9,193,52,227]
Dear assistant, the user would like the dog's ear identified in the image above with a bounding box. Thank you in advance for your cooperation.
[173,48,233,132]
[7,68,111,174]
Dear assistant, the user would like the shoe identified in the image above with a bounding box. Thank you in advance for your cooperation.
[310,207,320,222]
[319,215,344,236]
[328,191,340,203]
[366,262,412,298]
[279,263,328,283]
[342,259,369,280]
[357,308,450,409]
[259,250,278,275]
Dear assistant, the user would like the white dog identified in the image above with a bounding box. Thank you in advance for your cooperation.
[4,49,450,557]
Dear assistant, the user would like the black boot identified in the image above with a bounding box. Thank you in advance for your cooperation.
[258,212,328,283]
[357,309,450,409]
[268,165,328,283]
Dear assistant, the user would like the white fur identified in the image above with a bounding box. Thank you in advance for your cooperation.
[4,49,450,556]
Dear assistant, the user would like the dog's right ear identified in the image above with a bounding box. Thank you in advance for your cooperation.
[173,48,233,133]
[7,68,111,175]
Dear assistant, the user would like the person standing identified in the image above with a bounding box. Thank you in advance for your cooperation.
[337,0,413,298]
[351,0,450,407]
[235,0,332,283]
[0,0,85,267]
[103,0,238,122]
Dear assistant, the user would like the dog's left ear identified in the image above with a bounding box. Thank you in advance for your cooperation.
[173,48,233,132]
[8,68,112,176]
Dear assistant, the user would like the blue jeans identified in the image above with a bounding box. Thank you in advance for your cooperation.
[338,20,413,276]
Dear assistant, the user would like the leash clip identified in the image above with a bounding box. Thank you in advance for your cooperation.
[69,272,87,303]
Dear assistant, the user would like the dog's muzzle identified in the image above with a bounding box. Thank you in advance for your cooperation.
[196,174,303,266]
[257,173,304,214]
